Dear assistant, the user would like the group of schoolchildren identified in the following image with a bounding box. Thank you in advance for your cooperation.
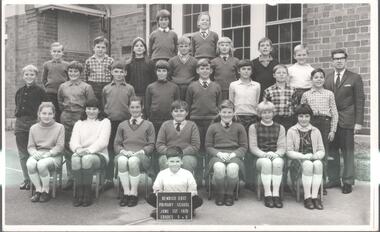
[15,9,348,218]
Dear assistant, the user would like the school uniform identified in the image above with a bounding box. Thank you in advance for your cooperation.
[251,56,279,101]
[211,55,239,100]
[191,30,219,59]
[148,27,178,61]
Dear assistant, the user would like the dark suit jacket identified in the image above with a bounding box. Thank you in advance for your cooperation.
[324,70,365,129]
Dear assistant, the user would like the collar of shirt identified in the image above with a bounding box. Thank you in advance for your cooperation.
[200,29,209,35]
[158,27,170,32]
[221,55,229,60]
[130,116,143,125]
[294,123,312,131]
[199,79,211,86]
[111,81,127,86]
[24,83,37,89]
[310,87,324,93]
[168,168,183,176]
[334,69,346,80]
[274,82,289,89]
[260,120,274,126]
[221,121,232,128]
[68,80,82,86]
[90,54,110,61]
[178,53,190,62]
[258,55,273,63]
[51,59,62,63]
[237,79,254,86]
[173,120,187,128]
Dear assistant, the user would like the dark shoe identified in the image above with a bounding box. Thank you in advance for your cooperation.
[73,196,82,207]
[150,209,157,219]
[20,180,30,190]
[102,179,114,191]
[245,183,256,192]
[273,196,283,208]
[39,192,51,202]
[224,195,234,206]
[215,194,224,206]
[342,184,352,194]
[82,185,92,207]
[264,196,274,208]
[119,195,129,207]
[31,192,41,202]
[127,195,138,207]
[63,179,74,191]
[323,188,327,195]
[304,198,314,209]
[283,184,292,193]
[313,198,323,210]
[325,181,341,189]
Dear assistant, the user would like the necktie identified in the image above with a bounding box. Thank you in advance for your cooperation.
[176,122,181,132]
[201,32,206,38]
[223,56,227,62]
[335,72,341,90]
[202,81,208,88]
[225,122,230,128]
[132,119,137,125]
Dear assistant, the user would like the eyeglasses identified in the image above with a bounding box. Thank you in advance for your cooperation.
[332,57,346,61]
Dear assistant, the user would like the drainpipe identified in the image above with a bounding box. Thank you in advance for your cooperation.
[105,6,111,56]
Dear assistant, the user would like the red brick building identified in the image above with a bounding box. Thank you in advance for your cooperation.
[4,3,371,133]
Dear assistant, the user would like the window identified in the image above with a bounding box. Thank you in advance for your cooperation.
[222,4,250,60]
[57,12,90,52]
[183,4,209,34]
[149,4,172,33]
[266,4,302,64]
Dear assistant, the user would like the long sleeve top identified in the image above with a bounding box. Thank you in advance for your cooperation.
[27,121,65,156]
[125,57,156,96]
[251,57,279,101]
[15,84,47,118]
[211,56,239,91]
[57,80,96,113]
[70,118,111,163]
[149,29,178,60]
[229,79,261,116]
[153,168,198,196]
[102,81,135,121]
[42,59,69,94]
[168,55,198,85]
[191,31,219,59]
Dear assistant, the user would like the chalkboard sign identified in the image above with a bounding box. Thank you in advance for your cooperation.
[157,192,192,220]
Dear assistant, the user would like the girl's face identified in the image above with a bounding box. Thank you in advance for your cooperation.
[198,15,210,30]
[311,72,325,89]
[178,43,190,55]
[158,17,170,29]
[220,107,234,124]
[23,70,37,86]
[129,101,142,118]
[172,108,188,123]
[86,107,99,120]
[238,66,252,80]
[219,42,231,55]
[273,67,288,84]
[196,65,212,80]
[261,110,274,124]
[39,107,55,124]
[167,156,182,173]
[68,68,81,81]
[294,49,308,65]
[298,114,311,128]
[111,68,126,82]
[133,41,146,57]
[93,42,107,57]
[156,68,168,81]
[258,41,273,56]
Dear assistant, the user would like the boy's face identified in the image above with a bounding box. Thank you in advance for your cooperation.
[158,17,170,29]
[112,68,126,82]
[39,107,55,124]
[198,15,210,30]
[68,68,81,81]
[50,46,63,60]
[258,41,272,56]
[220,107,234,124]
[273,67,288,84]
[167,156,182,173]
[156,68,168,81]
[311,72,325,89]
[219,42,231,55]
[172,108,188,123]
[238,66,252,80]
[332,52,347,71]
[133,41,145,56]
[93,42,107,57]
[260,110,274,124]
[298,114,311,128]
[23,70,37,86]
[196,65,212,80]
[178,43,190,56]
[129,100,142,118]
[294,49,308,65]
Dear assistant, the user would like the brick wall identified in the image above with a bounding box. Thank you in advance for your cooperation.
[303,3,371,131]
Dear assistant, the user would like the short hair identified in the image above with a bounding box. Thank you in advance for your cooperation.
[237,59,252,69]
[93,36,109,48]
[178,36,191,45]
[294,103,314,117]
[293,44,308,55]
[37,102,56,120]
[111,61,126,71]
[273,64,288,74]
[310,68,325,79]
[166,146,183,159]
[331,48,348,59]
[22,64,38,75]
[196,58,211,68]
[218,99,235,111]
[155,60,170,71]
[216,37,234,56]
[131,37,148,60]
[197,12,211,28]
[156,9,171,22]
[257,37,273,49]
[50,42,64,51]
[257,100,275,116]
[129,96,143,107]
[171,100,188,112]
[80,98,107,121]
[67,61,84,73]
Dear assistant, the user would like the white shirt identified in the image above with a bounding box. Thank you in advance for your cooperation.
[229,79,261,115]
[130,116,143,125]
[158,27,170,32]
[173,120,187,131]
[334,69,346,83]
[153,168,198,196]
[199,79,211,87]
[288,63,314,89]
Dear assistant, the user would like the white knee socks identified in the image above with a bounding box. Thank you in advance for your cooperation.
[40,174,50,193]
[272,174,282,197]
[118,171,130,195]
[302,174,312,199]
[129,174,140,196]
[261,174,272,197]
[29,173,42,192]
[311,174,322,198]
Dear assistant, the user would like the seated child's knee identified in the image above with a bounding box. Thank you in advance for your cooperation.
[213,162,226,177]
[26,158,38,171]
[226,163,239,178]
[128,156,140,170]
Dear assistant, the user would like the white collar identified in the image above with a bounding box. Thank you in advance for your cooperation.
[260,120,274,126]
[130,116,143,125]
[199,79,211,85]
[221,121,232,128]
[158,27,170,32]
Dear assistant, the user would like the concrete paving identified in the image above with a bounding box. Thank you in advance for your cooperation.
[2,131,376,231]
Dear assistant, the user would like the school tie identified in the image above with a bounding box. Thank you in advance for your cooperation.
[202,81,208,88]
[335,72,341,90]
[223,56,227,62]
[201,32,207,38]
[176,122,181,132]
[132,119,137,125]
[225,122,230,128]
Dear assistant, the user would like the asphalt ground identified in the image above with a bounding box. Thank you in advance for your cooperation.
[2,131,375,231]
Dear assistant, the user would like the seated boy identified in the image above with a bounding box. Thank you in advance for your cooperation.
[147,146,203,219]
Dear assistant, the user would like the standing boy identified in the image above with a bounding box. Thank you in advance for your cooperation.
[42,42,69,122]
[102,62,135,191]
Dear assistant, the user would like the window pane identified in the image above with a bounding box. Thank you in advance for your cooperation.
[222,4,231,9]
[184,15,192,33]
[192,15,198,32]
[234,28,243,48]
[232,7,241,27]
[279,43,291,64]
[232,4,241,7]
[267,25,278,43]
[183,4,192,15]
[279,23,291,43]
[201,5,209,11]
[292,21,301,41]
[244,27,250,47]
[244,48,250,60]
[222,30,232,41]
[243,5,250,25]
[234,48,243,60]
[279,4,290,20]
[222,9,231,28]
[291,4,301,18]
[272,44,279,60]
[193,4,201,13]
[266,5,277,22]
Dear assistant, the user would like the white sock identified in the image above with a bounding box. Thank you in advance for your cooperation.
[302,174,312,199]
[29,173,42,192]
[261,173,272,197]
[272,174,283,197]
[311,174,322,198]
[118,171,130,195]
[129,174,140,196]
[40,174,50,193]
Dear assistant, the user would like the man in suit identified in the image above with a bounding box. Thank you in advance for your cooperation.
[324,49,365,194]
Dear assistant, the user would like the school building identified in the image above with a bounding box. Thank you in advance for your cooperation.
[4,3,371,133]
